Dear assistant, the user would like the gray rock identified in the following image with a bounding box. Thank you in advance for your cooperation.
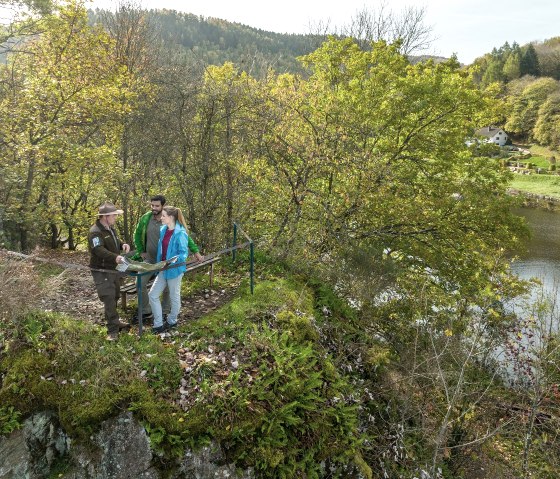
[0,429,32,479]
[66,412,159,479]
[1,412,254,479]
[0,411,69,479]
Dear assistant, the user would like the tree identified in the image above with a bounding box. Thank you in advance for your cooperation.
[96,0,159,243]
[535,37,560,80]
[0,0,136,250]
[533,92,560,148]
[246,37,524,299]
[338,2,433,56]
[505,77,558,140]
[521,43,540,77]
[481,59,505,86]
[143,59,254,248]
[0,0,52,58]
[501,284,560,478]
[479,47,507,86]
[503,50,522,81]
[245,40,528,476]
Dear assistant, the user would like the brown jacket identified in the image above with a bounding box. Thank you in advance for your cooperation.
[88,220,123,270]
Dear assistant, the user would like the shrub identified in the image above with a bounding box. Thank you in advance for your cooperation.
[0,255,43,325]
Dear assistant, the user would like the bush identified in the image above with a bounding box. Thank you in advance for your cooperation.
[0,254,43,325]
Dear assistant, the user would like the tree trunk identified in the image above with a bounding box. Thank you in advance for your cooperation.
[50,223,59,249]
[19,150,36,252]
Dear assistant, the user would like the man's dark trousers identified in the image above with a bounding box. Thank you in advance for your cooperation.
[92,271,121,334]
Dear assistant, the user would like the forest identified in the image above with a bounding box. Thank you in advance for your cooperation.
[1,1,559,478]
[473,39,560,148]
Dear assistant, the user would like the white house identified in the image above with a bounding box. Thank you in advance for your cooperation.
[475,126,509,147]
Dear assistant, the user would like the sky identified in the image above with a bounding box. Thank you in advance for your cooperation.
[7,0,560,64]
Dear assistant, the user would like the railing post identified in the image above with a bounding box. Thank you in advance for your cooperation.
[136,273,143,336]
[250,240,254,295]
[232,222,238,263]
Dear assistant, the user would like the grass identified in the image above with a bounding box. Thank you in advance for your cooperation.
[525,155,549,168]
[506,143,560,197]
[527,143,559,159]
[509,174,560,198]
[514,143,558,168]
[35,262,65,281]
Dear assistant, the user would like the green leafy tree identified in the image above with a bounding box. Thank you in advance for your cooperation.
[239,38,528,475]
[535,37,560,80]
[96,1,158,243]
[505,77,558,139]
[163,61,257,248]
[533,92,560,148]
[503,50,522,81]
[246,37,524,297]
[481,59,505,86]
[0,0,136,250]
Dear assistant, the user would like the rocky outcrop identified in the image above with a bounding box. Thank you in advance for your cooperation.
[0,411,69,479]
[64,412,158,479]
[0,411,253,479]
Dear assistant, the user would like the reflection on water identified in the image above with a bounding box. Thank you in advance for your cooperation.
[510,207,560,324]
[512,207,560,276]
[499,207,560,383]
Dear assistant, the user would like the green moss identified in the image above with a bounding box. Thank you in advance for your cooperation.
[275,310,319,343]
[0,311,185,442]
[1,275,366,476]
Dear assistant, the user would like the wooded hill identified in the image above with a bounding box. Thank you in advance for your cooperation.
[472,38,560,85]
[87,8,447,76]
[88,8,328,76]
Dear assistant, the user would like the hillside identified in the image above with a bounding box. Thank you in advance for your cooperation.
[89,8,327,75]
[2,5,560,477]
[88,8,448,75]
[2,249,559,478]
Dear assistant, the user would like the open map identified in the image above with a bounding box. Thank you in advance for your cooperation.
[116,255,179,273]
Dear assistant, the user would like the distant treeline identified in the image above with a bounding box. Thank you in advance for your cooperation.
[88,8,327,76]
[473,38,560,85]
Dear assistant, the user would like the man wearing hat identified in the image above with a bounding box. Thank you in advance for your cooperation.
[88,202,131,341]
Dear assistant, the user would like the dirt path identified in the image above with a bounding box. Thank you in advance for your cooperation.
[6,249,237,328]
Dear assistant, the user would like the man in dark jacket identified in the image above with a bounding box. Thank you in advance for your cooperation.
[88,202,131,341]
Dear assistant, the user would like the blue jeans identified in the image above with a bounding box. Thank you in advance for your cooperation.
[139,270,170,315]
[148,273,183,328]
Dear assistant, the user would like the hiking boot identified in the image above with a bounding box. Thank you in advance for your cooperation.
[151,325,166,334]
[106,332,118,341]
[131,312,153,324]
[118,321,131,331]
[165,321,177,331]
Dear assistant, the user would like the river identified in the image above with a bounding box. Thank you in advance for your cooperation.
[511,207,560,286]
[497,207,560,383]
